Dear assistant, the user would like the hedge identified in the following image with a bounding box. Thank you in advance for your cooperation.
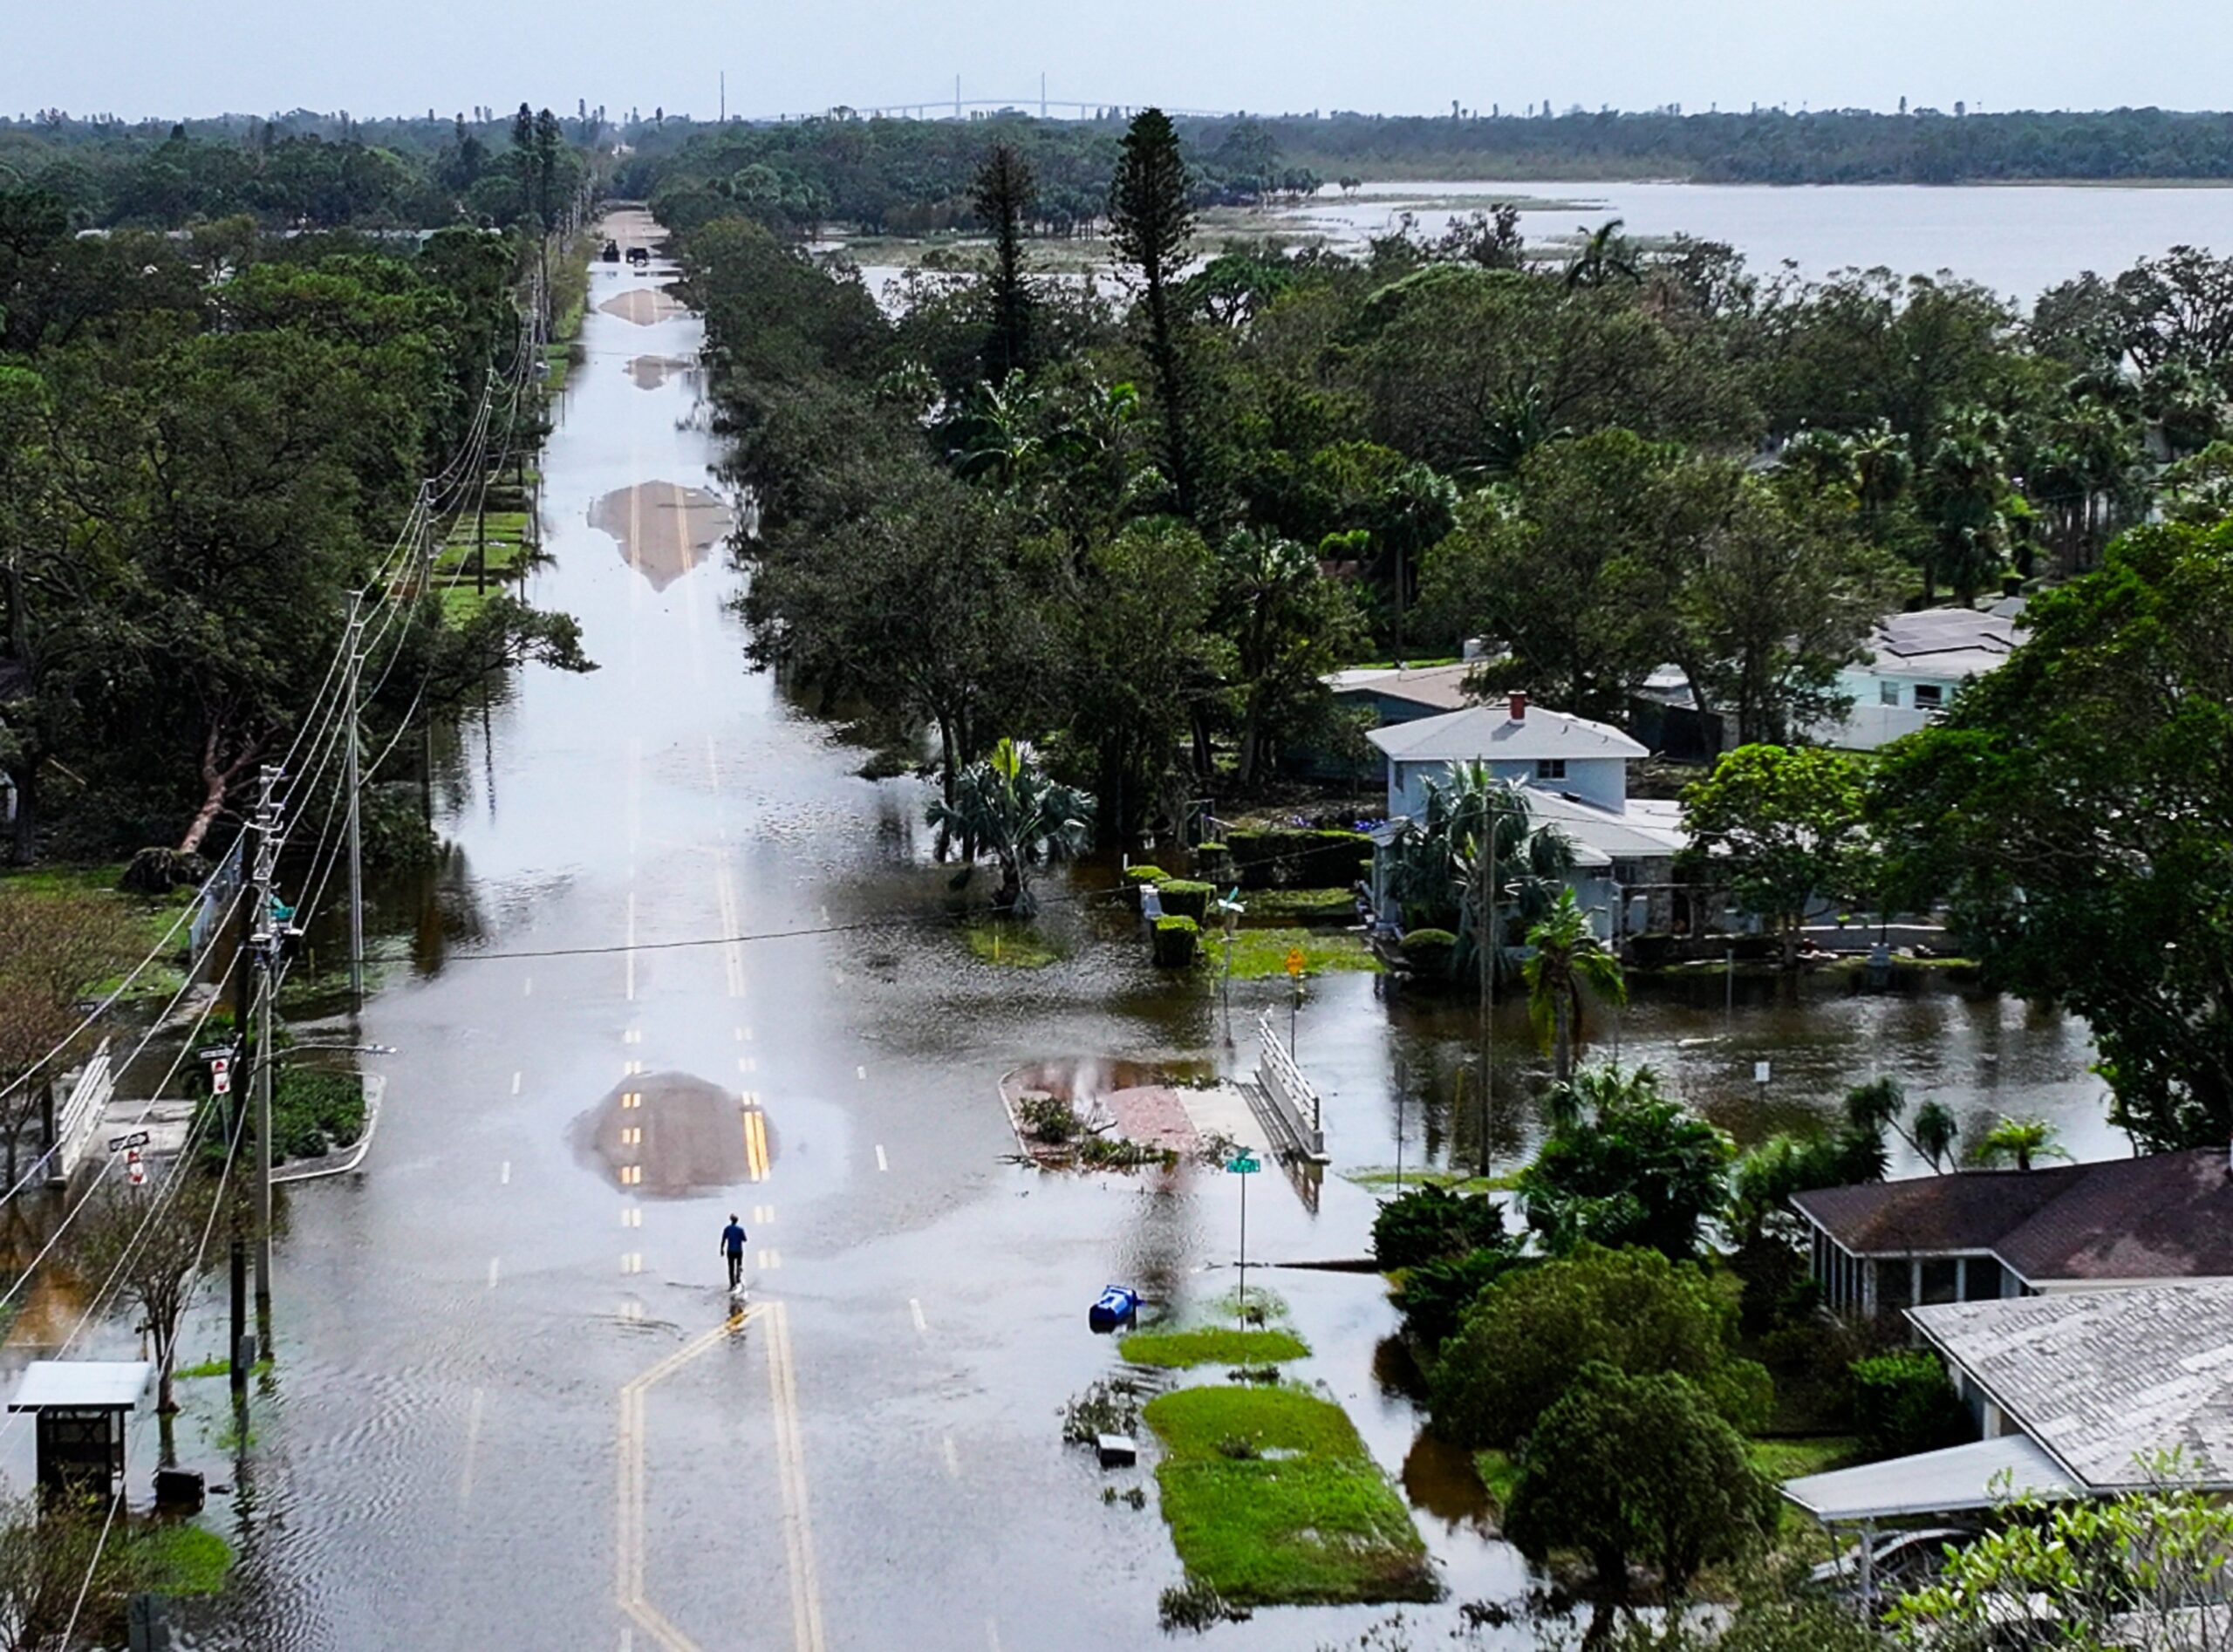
[1850,1349,1970,1457]
[1157,879,1213,922]
[1152,915,1200,968]
[1224,828,1374,891]
[1399,928,1458,979]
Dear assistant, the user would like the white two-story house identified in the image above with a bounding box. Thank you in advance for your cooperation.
[1365,693,1686,939]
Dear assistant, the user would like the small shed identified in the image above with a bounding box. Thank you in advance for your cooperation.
[8,1361,152,1500]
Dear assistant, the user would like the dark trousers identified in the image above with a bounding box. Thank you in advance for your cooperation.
[726,1249,743,1289]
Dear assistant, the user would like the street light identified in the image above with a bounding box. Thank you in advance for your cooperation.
[1214,890,1245,1045]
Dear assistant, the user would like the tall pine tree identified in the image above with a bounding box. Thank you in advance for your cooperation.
[971,143,1037,382]
[1108,109,1199,519]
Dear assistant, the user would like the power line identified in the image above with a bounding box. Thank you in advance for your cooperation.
[0,836,239,1118]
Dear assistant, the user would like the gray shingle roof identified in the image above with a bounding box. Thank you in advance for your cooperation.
[1793,1151,2233,1284]
[1366,701,1648,763]
[1913,1284,2233,1492]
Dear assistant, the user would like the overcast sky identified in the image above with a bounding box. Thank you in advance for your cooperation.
[10,0,2233,124]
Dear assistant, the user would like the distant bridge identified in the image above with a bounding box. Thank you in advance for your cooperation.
[739,85,1237,125]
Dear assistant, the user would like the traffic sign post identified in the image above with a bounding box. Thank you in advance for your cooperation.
[1226,1153,1260,1324]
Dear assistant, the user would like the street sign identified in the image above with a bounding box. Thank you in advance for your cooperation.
[1753,1060,1772,1085]
[1226,1155,1260,1175]
[126,1149,145,1187]
[107,1130,150,1155]
[210,1057,231,1097]
[1283,947,1307,978]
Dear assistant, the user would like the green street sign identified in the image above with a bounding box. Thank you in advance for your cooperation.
[1226,1156,1261,1175]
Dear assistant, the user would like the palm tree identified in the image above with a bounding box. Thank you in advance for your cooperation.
[1562,218,1639,290]
[1522,887,1627,1083]
[924,738,1093,918]
[1970,1115,2069,1173]
[1387,764,1574,993]
[1912,1100,1960,1172]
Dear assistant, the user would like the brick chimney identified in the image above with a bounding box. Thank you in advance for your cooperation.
[1508,690,1527,721]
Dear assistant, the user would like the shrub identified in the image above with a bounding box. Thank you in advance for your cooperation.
[1398,926,1458,979]
[1152,914,1200,967]
[1505,1363,1779,1598]
[1157,878,1213,922]
[1391,1247,1527,1348]
[1849,1349,1970,1458]
[1430,1243,1772,1449]
[1225,827,1373,889]
[1124,865,1168,910]
[1062,1379,1142,1444]
[1014,1092,1080,1144]
[1371,1184,1509,1270]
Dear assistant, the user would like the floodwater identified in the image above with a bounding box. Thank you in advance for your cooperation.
[854,178,2233,311]
[1274,178,2233,302]
[6,206,2108,1650]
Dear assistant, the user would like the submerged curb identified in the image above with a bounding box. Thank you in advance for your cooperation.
[272,1075,384,1185]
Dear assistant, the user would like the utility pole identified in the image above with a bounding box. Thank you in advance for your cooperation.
[249,767,280,1322]
[229,809,260,1395]
[1474,796,1499,1171]
[344,594,366,1007]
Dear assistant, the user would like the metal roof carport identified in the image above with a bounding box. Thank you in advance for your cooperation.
[1782,1435,2082,1522]
[1782,1436,2084,1606]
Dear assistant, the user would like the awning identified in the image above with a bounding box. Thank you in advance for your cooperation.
[7,1361,153,1413]
[1781,1435,2082,1521]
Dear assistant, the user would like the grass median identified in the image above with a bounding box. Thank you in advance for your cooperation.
[1144,1384,1435,1607]
[1119,1327,1308,1369]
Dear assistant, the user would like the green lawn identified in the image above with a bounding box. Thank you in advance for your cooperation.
[1472,1448,1519,1512]
[1344,1167,1512,1195]
[1748,1435,1860,1481]
[962,920,1064,969]
[1233,888,1358,924]
[1144,1385,1435,1607]
[1120,1327,1308,1369]
[1213,926,1381,980]
[0,861,197,1001]
[131,1522,233,1594]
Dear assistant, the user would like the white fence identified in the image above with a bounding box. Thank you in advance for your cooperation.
[1253,1012,1328,1163]
[49,1039,115,1188]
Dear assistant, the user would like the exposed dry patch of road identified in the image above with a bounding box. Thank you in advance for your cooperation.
[572,1071,776,1197]
[599,286,690,326]
[625,355,693,391]
[587,481,735,590]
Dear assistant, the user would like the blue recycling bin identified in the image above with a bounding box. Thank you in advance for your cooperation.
[1088,1284,1140,1334]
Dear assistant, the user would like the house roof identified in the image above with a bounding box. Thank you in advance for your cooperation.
[1366,701,1648,764]
[1864,604,2024,681]
[1781,1434,2080,1521]
[1326,664,1478,714]
[1793,1151,2233,1285]
[1522,788,1689,861]
[1912,1283,2233,1492]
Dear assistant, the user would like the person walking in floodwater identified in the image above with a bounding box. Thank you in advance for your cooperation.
[720,1214,748,1293]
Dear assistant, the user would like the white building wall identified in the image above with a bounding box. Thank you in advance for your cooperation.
[1388,755,1628,820]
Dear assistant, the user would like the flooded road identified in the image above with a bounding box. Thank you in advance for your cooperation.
[110,208,2108,1650]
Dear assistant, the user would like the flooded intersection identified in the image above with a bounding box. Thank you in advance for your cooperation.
[148,212,2105,1651]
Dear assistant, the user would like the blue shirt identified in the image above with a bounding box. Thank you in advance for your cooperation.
[721,1223,747,1255]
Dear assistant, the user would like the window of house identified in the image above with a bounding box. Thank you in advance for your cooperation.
[1921,1258,1961,1304]
[1879,680,1902,707]
[1536,759,1566,781]
[1914,683,1945,710]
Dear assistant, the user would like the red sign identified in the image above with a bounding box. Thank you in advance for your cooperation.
[210,1057,231,1096]
[126,1149,145,1187]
